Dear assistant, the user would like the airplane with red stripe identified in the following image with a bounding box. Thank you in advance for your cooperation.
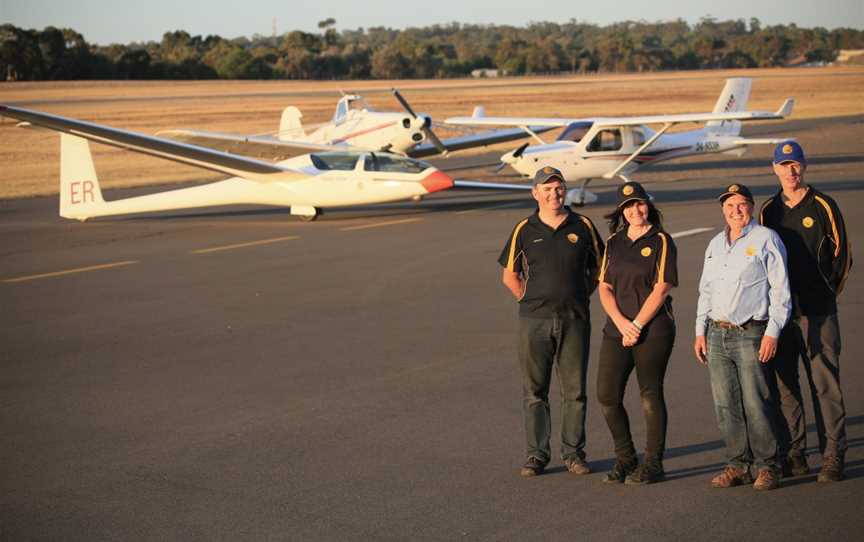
[446,78,794,204]
[0,105,541,222]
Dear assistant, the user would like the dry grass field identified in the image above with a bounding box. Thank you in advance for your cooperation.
[1,66,862,199]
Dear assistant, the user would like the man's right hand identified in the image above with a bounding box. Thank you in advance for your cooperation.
[694,335,708,365]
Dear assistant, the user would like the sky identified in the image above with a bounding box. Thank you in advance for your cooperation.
[2,0,862,46]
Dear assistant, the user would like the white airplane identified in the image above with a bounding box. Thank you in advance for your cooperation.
[0,104,550,221]
[157,90,554,161]
[446,78,794,203]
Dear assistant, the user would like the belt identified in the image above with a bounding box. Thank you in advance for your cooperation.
[711,319,767,330]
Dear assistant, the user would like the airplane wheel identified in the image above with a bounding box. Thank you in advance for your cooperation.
[298,207,320,221]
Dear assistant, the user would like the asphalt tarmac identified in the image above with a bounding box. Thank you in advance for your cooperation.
[1,116,863,541]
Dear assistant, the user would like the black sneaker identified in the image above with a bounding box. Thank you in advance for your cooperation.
[520,456,547,478]
[817,455,844,482]
[625,460,665,485]
[603,458,638,484]
[782,454,810,477]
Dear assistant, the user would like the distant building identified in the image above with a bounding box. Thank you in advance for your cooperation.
[836,49,864,64]
[471,68,506,78]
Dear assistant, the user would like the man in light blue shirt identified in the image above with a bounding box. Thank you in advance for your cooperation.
[694,183,791,491]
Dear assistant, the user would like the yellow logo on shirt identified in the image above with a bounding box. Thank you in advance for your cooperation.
[746,246,755,256]
[802,216,814,228]
[782,144,793,154]
[641,247,652,257]
[567,233,579,244]
[622,185,634,196]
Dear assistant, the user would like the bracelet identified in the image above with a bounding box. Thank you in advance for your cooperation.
[632,319,643,331]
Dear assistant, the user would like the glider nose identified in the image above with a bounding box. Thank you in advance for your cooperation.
[419,169,454,193]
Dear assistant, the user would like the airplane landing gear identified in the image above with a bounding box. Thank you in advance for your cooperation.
[291,205,319,221]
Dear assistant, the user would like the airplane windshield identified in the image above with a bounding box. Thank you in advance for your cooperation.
[556,122,593,143]
[333,95,370,125]
[310,152,361,171]
[363,153,429,173]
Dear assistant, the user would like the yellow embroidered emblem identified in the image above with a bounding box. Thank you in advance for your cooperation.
[543,166,555,174]
[745,246,755,256]
[802,216,814,228]
[622,185,634,196]
[782,144,793,154]
[729,184,740,193]
[641,247,652,257]
[567,233,579,244]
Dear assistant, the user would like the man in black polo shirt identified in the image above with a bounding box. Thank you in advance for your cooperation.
[499,166,604,477]
[760,141,853,482]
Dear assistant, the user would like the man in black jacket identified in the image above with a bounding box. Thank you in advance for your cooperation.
[759,141,852,482]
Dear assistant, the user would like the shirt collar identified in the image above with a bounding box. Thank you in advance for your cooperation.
[530,207,574,230]
[725,218,756,245]
[616,223,659,244]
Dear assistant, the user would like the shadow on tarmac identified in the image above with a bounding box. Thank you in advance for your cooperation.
[586,414,864,482]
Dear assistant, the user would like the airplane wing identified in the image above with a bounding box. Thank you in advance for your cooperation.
[0,105,308,181]
[452,179,532,190]
[407,126,559,158]
[446,98,794,128]
[445,116,582,128]
[156,129,363,161]
[452,179,598,205]
[591,98,793,127]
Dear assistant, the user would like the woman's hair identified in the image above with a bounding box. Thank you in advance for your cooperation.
[604,199,663,233]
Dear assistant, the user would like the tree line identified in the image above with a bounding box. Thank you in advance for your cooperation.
[2,18,863,81]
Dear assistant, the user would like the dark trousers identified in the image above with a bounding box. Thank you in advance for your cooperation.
[773,313,847,458]
[518,316,590,464]
[596,334,674,462]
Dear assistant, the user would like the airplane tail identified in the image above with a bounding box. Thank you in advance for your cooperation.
[705,78,752,137]
[278,106,305,140]
[60,134,106,221]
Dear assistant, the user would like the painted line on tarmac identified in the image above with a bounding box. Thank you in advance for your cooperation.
[670,227,714,239]
[192,235,301,254]
[3,260,139,283]
[455,202,524,215]
[339,217,423,231]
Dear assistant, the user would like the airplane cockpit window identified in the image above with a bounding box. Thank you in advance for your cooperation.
[333,95,370,125]
[333,99,349,125]
[556,121,593,143]
[586,129,623,152]
[363,153,428,173]
[632,129,646,147]
[310,152,360,171]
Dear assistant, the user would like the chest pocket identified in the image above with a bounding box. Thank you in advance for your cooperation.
[738,254,767,286]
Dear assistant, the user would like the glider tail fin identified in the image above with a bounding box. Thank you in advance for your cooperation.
[60,133,105,221]
[706,78,752,136]
[278,106,305,140]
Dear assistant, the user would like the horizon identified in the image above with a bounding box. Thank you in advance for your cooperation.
[2,0,862,47]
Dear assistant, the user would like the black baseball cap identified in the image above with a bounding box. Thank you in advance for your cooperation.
[718,183,754,204]
[616,181,650,208]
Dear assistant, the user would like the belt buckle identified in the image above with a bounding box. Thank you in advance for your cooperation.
[713,320,740,330]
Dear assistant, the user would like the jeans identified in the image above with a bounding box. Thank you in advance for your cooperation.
[773,313,847,458]
[519,316,589,464]
[597,334,674,462]
[707,321,779,471]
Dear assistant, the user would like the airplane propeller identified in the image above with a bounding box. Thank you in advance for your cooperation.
[492,142,530,173]
[391,88,448,155]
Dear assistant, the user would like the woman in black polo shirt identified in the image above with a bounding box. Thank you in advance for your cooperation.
[596,181,677,485]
